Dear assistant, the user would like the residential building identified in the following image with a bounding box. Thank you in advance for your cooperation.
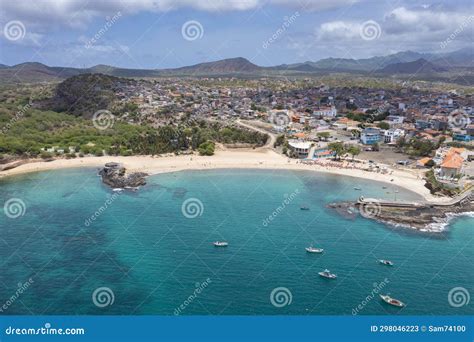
[383,128,405,144]
[288,140,311,158]
[438,148,467,179]
[360,128,381,145]
[312,106,337,118]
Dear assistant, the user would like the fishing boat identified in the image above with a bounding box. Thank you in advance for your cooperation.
[379,259,394,266]
[306,246,324,253]
[318,269,337,279]
[300,206,310,211]
[213,241,228,247]
[380,294,405,307]
[354,187,362,190]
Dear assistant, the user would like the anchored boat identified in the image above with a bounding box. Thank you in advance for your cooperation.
[306,246,324,253]
[318,269,337,279]
[379,259,394,266]
[380,294,405,307]
[213,241,228,247]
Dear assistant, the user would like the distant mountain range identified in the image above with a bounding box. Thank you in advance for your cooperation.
[0,48,472,85]
[378,58,448,74]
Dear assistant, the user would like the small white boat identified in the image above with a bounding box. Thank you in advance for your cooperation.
[318,269,337,279]
[354,187,362,190]
[379,259,394,266]
[112,188,124,192]
[380,294,405,307]
[306,246,324,253]
[213,241,228,247]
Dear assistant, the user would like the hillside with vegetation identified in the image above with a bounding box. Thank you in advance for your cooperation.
[42,73,134,117]
[0,81,268,162]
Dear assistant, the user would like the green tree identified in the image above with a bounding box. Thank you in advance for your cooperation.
[425,159,435,168]
[328,142,345,160]
[377,122,390,130]
[198,141,215,156]
[346,145,361,161]
[317,132,331,141]
[275,134,285,147]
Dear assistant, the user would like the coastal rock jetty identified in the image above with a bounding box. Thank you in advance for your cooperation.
[98,162,148,189]
[328,191,473,232]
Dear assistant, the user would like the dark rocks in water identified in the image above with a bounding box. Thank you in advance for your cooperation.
[99,162,148,189]
[327,202,357,220]
[328,193,474,231]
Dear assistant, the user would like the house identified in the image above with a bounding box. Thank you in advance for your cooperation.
[453,133,471,142]
[333,118,360,130]
[415,120,431,130]
[292,132,307,140]
[439,148,466,179]
[288,140,311,158]
[467,125,474,137]
[386,115,405,125]
[313,106,337,118]
[416,157,432,168]
[430,119,448,131]
[360,128,381,145]
[383,128,405,144]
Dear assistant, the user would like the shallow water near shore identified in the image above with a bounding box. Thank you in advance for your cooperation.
[0,168,472,315]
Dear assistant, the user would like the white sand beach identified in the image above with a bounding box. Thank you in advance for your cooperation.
[0,149,446,202]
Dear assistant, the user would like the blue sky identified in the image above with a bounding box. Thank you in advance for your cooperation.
[0,0,472,68]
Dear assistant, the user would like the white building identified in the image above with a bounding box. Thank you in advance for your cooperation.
[383,129,405,144]
[288,140,311,158]
[386,115,405,125]
[312,106,337,118]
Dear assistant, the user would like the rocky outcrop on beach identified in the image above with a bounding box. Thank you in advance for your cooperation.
[98,162,148,189]
[328,191,474,232]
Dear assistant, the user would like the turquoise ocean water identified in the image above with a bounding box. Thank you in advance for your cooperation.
[0,168,472,315]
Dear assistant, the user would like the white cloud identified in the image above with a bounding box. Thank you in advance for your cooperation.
[384,6,471,35]
[316,5,473,44]
[0,0,360,48]
[317,20,361,40]
[1,0,359,29]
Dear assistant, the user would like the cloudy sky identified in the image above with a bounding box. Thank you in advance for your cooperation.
[0,0,472,68]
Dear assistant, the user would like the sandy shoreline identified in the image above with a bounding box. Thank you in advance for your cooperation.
[0,149,446,202]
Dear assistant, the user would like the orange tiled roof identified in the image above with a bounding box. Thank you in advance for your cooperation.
[293,132,306,139]
[441,153,463,169]
[448,147,466,155]
[417,157,431,165]
[338,117,350,123]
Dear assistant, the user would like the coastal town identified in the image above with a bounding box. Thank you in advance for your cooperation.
[1,75,473,199]
[1,0,473,330]
[84,77,474,194]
